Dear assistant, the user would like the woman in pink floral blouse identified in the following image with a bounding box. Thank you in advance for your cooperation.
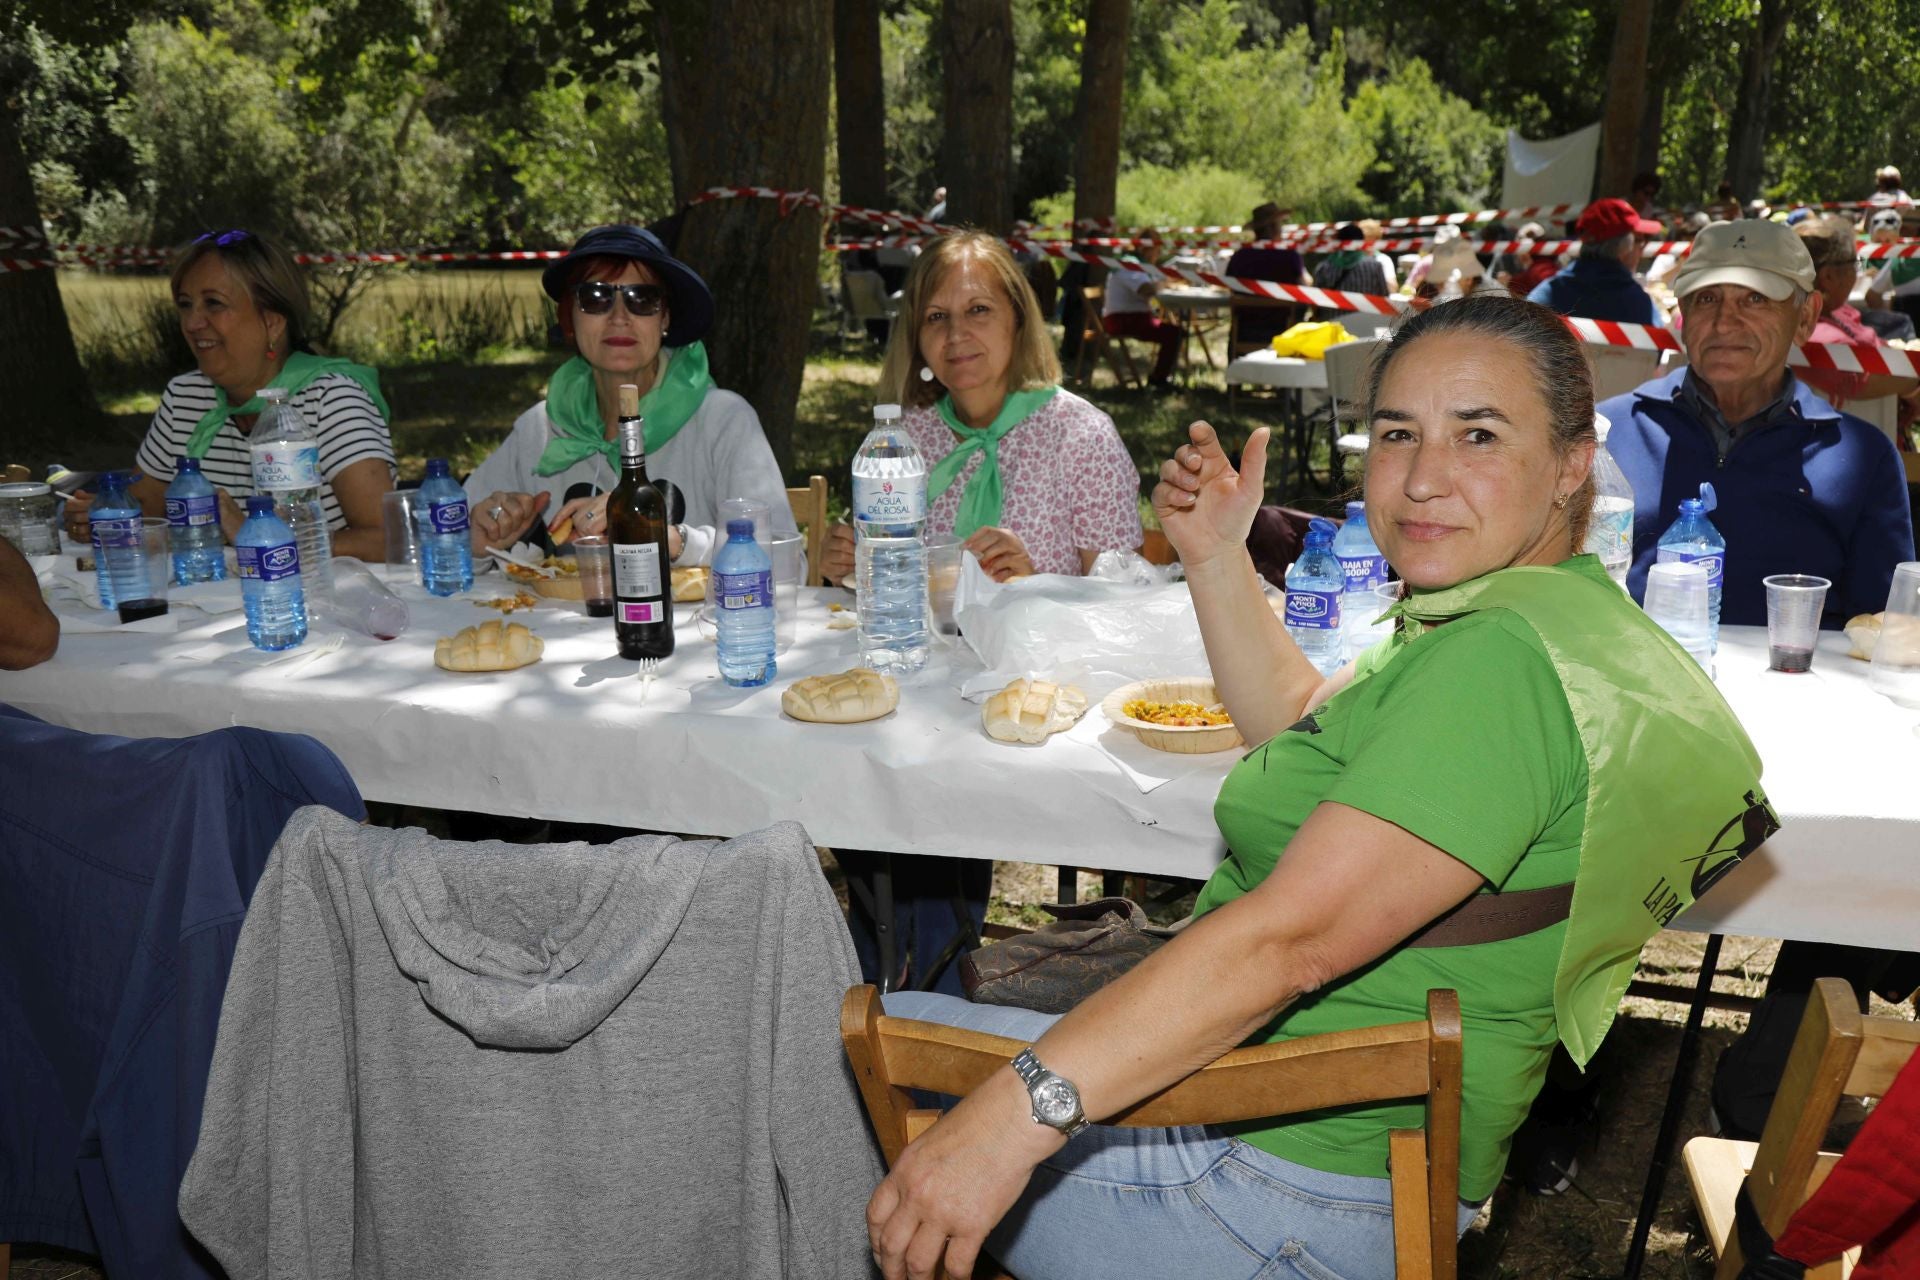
[823,231,1143,584]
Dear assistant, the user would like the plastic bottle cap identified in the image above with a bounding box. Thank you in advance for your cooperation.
[726,518,754,538]
[1304,519,1336,548]
[425,458,450,478]
[245,496,276,516]
[873,404,902,421]
[176,457,200,473]
[1594,412,1611,443]
[1344,501,1366,523]
[258,387,286,401]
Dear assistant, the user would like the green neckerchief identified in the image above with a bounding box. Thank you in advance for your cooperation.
[1324,248,1364,272]
[535,342,715,477]
[186,351,389,458]
[1371,558,1777,1066]
[927,386,1059,539]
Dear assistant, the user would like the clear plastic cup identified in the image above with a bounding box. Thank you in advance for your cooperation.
[118,518,173,623]
[767,531,805,652]
[1643,561,1712,669]
[1762,574,1830,673]
[381,490,418,578]
[927,535,963,636]
[1868,561,1920,708]
[572,535,614,618]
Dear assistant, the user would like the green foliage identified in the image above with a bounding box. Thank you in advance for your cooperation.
[1030,161,1268,233]
[1347,58,1503,217]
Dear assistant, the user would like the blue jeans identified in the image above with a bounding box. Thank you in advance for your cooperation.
[885,993,1477,1280]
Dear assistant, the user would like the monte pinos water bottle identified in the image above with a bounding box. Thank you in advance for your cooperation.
[1285,518,1346,676]
[88,470,147,611]
[235,495,307,651]
[414,458,474,596]
[165,456,227,584]
[853,402,930,675]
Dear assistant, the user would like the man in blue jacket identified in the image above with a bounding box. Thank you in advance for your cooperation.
[1527,197,1668,327]
[1598,218,1913,630]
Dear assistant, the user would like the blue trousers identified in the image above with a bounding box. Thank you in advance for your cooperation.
[885,993,1477,1280]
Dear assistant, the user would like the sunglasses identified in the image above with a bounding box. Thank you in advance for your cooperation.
[574,281,666,317]
[194,229,252,247]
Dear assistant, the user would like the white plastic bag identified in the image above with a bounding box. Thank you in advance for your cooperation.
[952,556,1210,700]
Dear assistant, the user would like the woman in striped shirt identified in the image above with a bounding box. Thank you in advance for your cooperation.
[64,231,395,562]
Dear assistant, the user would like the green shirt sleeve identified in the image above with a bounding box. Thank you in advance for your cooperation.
[1322,612,1583,888]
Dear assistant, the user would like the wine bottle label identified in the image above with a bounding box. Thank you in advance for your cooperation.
[237,540,300,582]
[618,601,662,625]
[251,442,321,491]
[1284,589,1341,630]
[89,515,141,549]
[614,542,664,598]
[716,569,772,611]
[427,497,469,534]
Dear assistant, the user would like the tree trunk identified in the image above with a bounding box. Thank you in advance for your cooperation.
[655,0,831,476]
[834,0,888,215]
[1725,0,1793,201]
[1597,0,1654,198]
[0,94,101,453]
[1063,0,1130,359]
[938,0,1014,235]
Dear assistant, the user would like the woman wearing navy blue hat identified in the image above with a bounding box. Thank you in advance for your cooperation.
[463,225,795,562]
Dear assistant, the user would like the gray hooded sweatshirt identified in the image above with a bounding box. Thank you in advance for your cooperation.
[179,808,882,1278]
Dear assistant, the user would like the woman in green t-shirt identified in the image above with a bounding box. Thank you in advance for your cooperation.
[867,294,1771,1280]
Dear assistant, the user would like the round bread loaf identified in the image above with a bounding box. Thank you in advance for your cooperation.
[782,668,899,723]
[435,620,544,672]
[982,678,1088,744]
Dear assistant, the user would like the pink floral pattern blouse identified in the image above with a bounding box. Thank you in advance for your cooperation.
[903,388,1143,575]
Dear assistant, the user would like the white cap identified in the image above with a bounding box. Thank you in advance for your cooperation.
[258,387,287,401]
[873,403,902,421]
[1593,412,1611,444]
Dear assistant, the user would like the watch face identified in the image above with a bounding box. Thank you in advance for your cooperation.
[1033,1076,1080,1126]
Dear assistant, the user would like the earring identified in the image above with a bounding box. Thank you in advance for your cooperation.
[267,346,276,359]
[1553,493,1570,509]
[919,366,935,383]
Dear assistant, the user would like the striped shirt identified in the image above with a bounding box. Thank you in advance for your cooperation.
[135,371,396,531]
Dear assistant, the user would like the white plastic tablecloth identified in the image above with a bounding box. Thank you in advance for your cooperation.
[4,577,1916,948]
[1221,349,1330,391]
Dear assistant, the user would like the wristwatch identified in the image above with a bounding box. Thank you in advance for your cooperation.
[1010,1047,1088,1137]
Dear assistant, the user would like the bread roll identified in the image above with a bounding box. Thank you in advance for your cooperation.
[548,516,574,545]
[982,678,1088,744]
[671,565,709,603]
[434,620,544,672]
[782,668,899,723]
[1846,612,1883,661]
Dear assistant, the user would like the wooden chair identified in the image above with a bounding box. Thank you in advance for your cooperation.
[1684,976,1920,1278]
[1071,286,1142,390]
[842,983,1463,1280]
[786,475,829,587]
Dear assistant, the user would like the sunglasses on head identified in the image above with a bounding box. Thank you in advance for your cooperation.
[574,281,666,317]
[194,229,252,247]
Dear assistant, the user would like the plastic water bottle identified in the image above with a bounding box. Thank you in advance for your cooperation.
[1331,501,1391,655]
[1285,517,1346,676]
[235,495,307,651]
[1656,482,1725,653]
[249,388,331,593]
[88,470,147,610]
[414,458,474,596]
[713,518,777,687]
[317,557,409,641]
[165,456,227,584]
[1583,414,1634,589]
[853,403,930,674]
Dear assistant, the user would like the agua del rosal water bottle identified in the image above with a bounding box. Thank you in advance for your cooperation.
[88,470,147,611]
[853,403,930,675]
[1583,414,1635,589]
[414,458,474,596]
[236,495,307,651]
[713,518,776,687]
[165,456,227,584]
[1285,518,1346,676]
[249,388,331,594]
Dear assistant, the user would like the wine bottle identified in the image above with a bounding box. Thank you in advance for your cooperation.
[606,384,674,659]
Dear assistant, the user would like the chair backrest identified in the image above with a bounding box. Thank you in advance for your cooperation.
[1079,284,1107,337]
[1583,343,1664,403]
[842,984,1463,1280]
[1716,977,1920,1279]
[1845,395,1900,442]
[1325,338,1385,426]
[786,476,829,587]
[844,270,896,322]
